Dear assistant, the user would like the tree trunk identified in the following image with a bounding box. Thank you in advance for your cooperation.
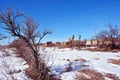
[33,51,40,71]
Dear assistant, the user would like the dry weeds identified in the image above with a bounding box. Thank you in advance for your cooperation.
[104,73,120,80]
[74,58,87,62]
[87,48,120,53]
[77,69,105,80]
[108,59,120,65]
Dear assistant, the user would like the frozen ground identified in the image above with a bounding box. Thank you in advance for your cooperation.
[0,47,120,80]
[41,47,120,80]
[0,48,31,80]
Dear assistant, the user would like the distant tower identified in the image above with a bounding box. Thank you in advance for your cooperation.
[78,35,81,41]
[78,35,81,49]
[72,35,75,41]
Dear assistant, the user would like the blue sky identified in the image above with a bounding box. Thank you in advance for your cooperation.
[0,0,120,43]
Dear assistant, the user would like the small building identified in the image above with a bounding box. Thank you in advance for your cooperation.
[85,40,92,46]
[61,42,66,48]
[92,39,98,46]
[45,41,53,47]
[104,40,112,45]
[55,42,61,47]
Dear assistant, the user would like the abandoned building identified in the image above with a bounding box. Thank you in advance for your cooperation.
[44,35,120,49]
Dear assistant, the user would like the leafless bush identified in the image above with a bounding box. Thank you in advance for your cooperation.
[10,38,57,80]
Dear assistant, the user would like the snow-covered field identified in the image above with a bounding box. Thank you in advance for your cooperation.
[0,47,120,80]
[0,48,31,80]
[41,47,120,80]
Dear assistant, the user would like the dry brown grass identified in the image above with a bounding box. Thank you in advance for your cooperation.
[104,73,120,80]
[86,48,107,52]
[77,69,105,80]
[74,58,87,62]
[108,59,120,65]
[87,48,120,53]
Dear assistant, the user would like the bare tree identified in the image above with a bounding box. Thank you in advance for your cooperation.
[96,30,108,40]
[0,8,53,80]
[108,24,120,39]
[0,34,8,40]
[107,24,120,49]
[96,24,120,50]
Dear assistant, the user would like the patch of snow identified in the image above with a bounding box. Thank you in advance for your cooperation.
[105,77,113,80]
[60,72,76,80]
[0,49,31,80]
[40,47,120,80]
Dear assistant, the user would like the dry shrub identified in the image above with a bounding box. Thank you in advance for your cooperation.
[26,64,56,80]
[10,39,59,80]
[10,39,26,56]
[25,60,57,80]
[10,39,34,65]
[10,39,38,79]
[104,73,120,80]
[108,59,120,65]
[77,69,105,80]
[25,68,40,80]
